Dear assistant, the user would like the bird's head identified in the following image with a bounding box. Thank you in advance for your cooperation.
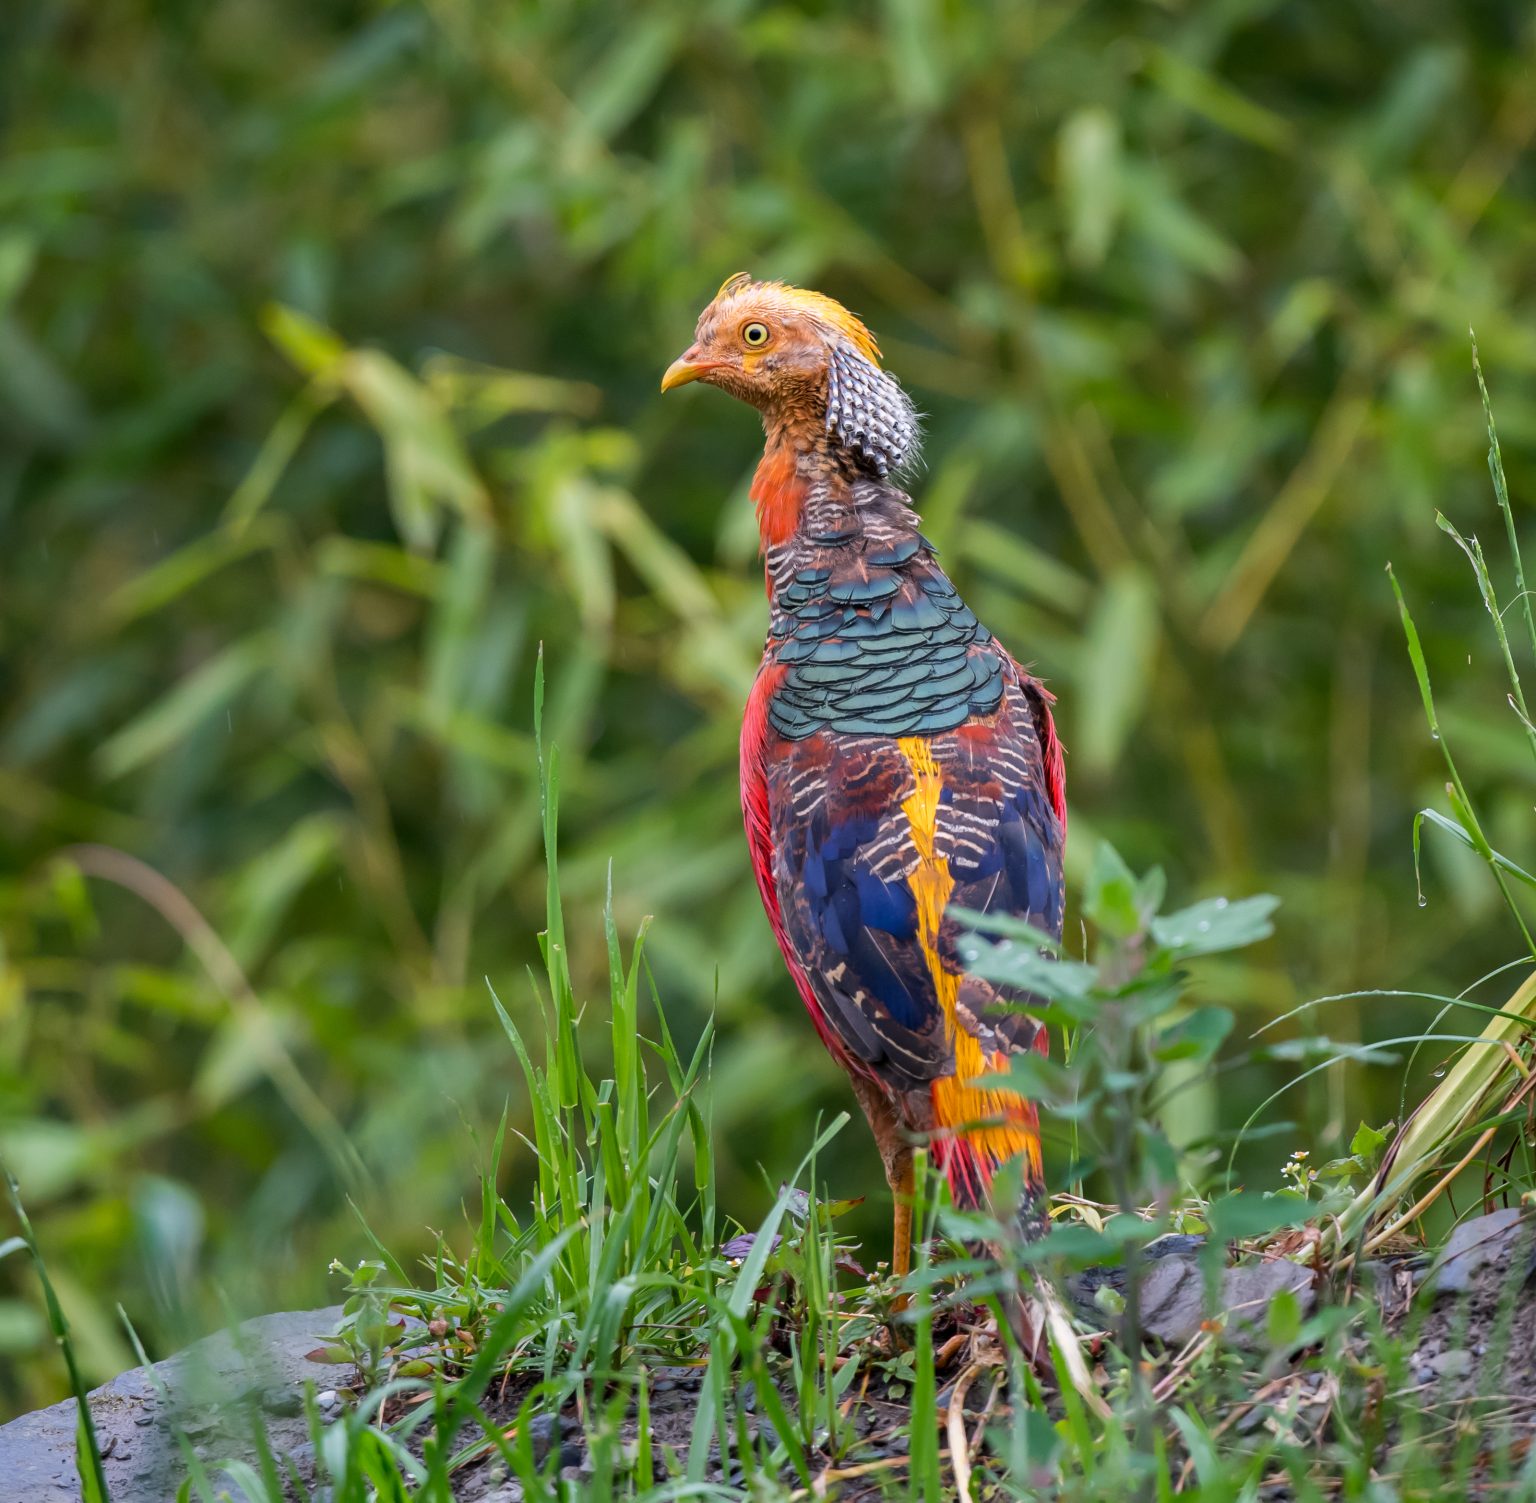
[661,273,919,477]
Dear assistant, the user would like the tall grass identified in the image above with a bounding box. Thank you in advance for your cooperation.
[1319,345,1536,1256]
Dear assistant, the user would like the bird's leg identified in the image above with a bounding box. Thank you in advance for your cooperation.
[848,1074,916,1279]
[889,1152,915,1278]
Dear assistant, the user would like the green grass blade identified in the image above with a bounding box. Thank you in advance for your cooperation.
[1388,562,1535,955]
[1415,807,1536,890]
[1434,510,1536,770]
[1473,337,1536,676]
[908,1259,941,1503]
[4,1164,112,1502]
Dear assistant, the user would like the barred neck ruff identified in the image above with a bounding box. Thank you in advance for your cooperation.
[752,352,921,555]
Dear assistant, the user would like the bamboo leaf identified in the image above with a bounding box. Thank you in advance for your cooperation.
[96,637,271,780]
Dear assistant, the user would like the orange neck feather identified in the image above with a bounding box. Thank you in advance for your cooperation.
[750,437,807,550]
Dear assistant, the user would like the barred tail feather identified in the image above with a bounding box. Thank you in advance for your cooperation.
[933,1118,1048,1242]
[929,1047,1047,1238]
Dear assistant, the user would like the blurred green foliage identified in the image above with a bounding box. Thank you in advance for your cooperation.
[4,0,1536,1412]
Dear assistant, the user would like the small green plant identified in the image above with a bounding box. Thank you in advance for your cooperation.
[1396,342,1536,956]
[957,846,1292,1427]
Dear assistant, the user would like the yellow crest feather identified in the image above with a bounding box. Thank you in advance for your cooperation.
[715,270,754,301]
[706,274,884,367]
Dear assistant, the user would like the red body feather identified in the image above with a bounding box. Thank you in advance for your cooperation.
[741,661,864,1070]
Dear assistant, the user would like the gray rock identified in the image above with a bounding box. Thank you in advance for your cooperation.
[1138,1255,1205,1345]
[0,1305,345,1503]
[261,1382,306,1417]
[1065,1233,1208,1317]
[524,1411,581,1468]
[1221,1258,1315,1345]
[1134,1254,1313,1348]
[1430,1348,1472,1378]
[1427,1209,1536,1296]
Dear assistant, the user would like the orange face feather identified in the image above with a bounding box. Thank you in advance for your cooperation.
[663,274,877,550]
[659,273,884,405]
[661,275,921,553]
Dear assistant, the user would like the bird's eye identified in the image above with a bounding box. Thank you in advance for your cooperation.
[742,321,771,347]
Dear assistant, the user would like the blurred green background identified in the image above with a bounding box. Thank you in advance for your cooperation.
[5,0,1536,1413]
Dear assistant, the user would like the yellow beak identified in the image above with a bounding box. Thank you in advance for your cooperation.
[660,347,715,393]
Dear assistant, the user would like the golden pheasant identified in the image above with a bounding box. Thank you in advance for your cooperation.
[662,275,1066,1280]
